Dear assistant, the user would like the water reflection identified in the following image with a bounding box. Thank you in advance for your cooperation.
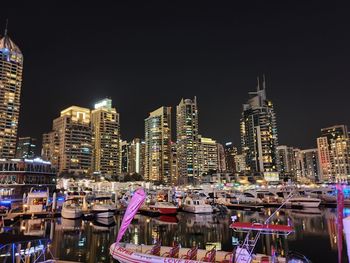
[9,208,348,262]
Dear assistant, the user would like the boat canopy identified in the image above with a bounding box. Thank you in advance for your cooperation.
[230,222,294,235]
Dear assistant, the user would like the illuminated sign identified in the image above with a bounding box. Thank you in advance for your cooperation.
[94,99,112,109]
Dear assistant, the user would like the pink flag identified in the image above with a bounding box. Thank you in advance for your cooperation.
[115,188,146,244]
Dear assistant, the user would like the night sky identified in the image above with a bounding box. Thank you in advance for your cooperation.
[3,2,350,150]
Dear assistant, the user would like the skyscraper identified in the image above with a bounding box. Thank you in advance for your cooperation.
[16,137,37,158]
[44,106,92,175]
[240,76,278,181]
[299,148,320,182]
[120,140,129,174]
[277,145,296,181]
[198,136,218,175]
[224,142,237,173]
[128,138,145,177]
[144,106,172,183]
[317,125,350,182]
[91,98,120,178]
[0,28,23,158]
[176,97,199,184]
[216,143,226,172]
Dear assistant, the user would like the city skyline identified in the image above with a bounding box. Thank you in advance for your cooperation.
[3,2,350,150]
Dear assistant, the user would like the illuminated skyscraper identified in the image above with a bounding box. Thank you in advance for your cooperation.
[240,76,278,181]
[16,137,37,158]
[144,106,172,183]
[91,98,120,177]
[224,142,237,172]
[120,140,129,174]
[277,145,296,181]
[176,97,199,184]
[128,138,145,177]
[198,136,218,175]
[44,106,92,175]
[317,125,350,182]
[216,143,226,172]
[0,28,23,158]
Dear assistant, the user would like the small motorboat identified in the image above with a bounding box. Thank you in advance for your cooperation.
[91,194,117,218]
[61,195,86,219]
[149,201,178,215]
[182,196,213,214]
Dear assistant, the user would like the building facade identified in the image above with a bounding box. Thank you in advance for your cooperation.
[216,143,226,172]
[277,145,296,181]
[224,142,237,173]
[44,106,93,175]
[128,138,145,177]
[240,76,278,180]
[0,31,23,158]
[120,140,129,174]
[144,107,172,184]
[176,97,199,184]
[317,125,350,182]
[91,98,120,178]
[299,148,320,182]
[16,137,37,158]
[198,136,218,176]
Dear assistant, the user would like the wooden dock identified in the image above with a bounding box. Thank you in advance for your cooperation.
[225,203,264,211]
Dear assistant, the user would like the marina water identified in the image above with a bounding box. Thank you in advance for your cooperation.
[8,207,348,262]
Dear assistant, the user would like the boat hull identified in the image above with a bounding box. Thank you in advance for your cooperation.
[93,210,116,218]
[183,205,213,214]
[61,208,82,219]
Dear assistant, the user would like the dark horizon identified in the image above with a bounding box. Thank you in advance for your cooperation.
[3,1,350,151]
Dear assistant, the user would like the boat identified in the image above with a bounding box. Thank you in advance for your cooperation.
[182,196,213,214]
[149,201,178,215]
[61,195,85,219]
[110,188,311,263]
[287,196,321,208]
[91,194,117,218]
[26,187,49,213]
[236,190,264,205]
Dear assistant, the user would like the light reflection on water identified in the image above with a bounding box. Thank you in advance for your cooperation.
[10,208,348,262]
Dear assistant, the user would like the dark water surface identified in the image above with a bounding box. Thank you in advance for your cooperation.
[11,208,348,262]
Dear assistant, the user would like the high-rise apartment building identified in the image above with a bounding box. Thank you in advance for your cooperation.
[16,137,37,158]
[317,125,350,182]
[128,138,145,177]
[234,154,246,173]
[170,142,178,185]
[277,145,296,180]
[41,131,59,167]
[91,98,120,177]
[198,136,218,175]
[224,142,237,173]
[44,106,92,175]
[120,140,129,174]
[144,107,172,183]
[0,30,23,158]
[299,149,320,182]
[176,97,199,184]
[216,143,226,172]
[240,76,278,180]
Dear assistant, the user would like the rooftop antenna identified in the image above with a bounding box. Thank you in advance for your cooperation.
[256,76,260,91]
[4,19,8,37]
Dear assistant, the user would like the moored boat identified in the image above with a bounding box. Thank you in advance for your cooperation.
[149,201,178,215]
[183,196,213,214]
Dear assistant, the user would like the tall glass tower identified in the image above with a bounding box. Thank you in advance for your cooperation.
[0,28,23,158]
[240,76,278,180]
[176,97,199,185]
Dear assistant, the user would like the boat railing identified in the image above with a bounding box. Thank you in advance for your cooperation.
[181,245,198,260]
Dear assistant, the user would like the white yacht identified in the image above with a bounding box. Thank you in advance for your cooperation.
[307,188,336,203]
[61,195,85,219]
[182,196,213,214]
[26,187,49,213]
[287,196,321,208]
[91,194,117,218]
[236,190,264,204]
